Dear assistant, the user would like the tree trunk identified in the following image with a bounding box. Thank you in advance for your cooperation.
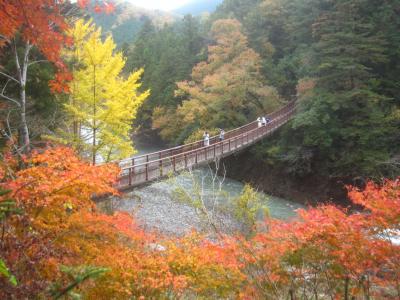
[344,276,349,300]
[15,41,32,154]
[92,65,96,165]
[289,289,295,300]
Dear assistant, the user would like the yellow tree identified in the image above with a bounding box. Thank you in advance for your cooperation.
[63,20,149,164]
[153,19,281,143]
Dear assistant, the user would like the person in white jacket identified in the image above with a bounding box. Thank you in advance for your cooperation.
[261,116,267,126]
[203,131,210,146]
[257,117,262,128]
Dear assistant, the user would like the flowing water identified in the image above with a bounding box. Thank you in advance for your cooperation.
[99,135,304,235]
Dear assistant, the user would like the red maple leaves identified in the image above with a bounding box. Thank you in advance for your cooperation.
[0,144,398,298]
[0,0,115,93]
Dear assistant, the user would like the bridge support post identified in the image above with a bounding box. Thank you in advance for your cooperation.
[213,144,216,158]
[195,151,198,164]
[159,159,162,176]
[145,164,148,181]
[129,168,132,186]
[173,156,176,172]
[184,154,187,168]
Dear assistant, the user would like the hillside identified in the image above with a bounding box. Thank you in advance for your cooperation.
[174,0,224,15]
[90,1,177,46]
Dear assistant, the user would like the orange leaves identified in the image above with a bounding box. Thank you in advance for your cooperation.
[103,2,116,14]
[3,146,119,212]
[49,70,74,94]
[164,233,245,297]
[78,0,115,14]
[348,179,400,230]
[0,0,114,94]
[77,0,90,8]
[1,146,398,300]
[0,1,115,59]
[0,1,68,62]
[239,178,400,298]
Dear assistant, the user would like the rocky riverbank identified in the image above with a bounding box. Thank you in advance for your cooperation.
[98,168,303,236]
[99,177,243,237]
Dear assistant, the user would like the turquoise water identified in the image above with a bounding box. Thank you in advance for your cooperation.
[102,136,304,225]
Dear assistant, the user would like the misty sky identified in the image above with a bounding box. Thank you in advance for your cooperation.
[127,0,191,11]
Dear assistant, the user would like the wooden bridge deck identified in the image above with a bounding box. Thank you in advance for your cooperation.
[117,101,296,190]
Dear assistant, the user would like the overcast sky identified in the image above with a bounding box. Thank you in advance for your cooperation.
[127,0,191,11]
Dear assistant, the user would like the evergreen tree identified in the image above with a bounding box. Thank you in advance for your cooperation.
[125,16,205,130]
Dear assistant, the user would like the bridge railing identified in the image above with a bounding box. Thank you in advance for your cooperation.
[119,100,296,169]
[118,101,296,188]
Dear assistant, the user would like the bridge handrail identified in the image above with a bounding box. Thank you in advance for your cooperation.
[121,104,296,172]
[119,100,296,167]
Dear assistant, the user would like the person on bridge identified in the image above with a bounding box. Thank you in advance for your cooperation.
[261,116,267,126]
[203,131,210,147]
[257,117,262,128]
[219,129,225,141]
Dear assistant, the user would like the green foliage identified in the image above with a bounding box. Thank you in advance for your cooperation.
[90,2,176,46]
[125,15,207,130]
[50,265,109,299]
[184,128,219,144]
[172,173,268,236]
[218,0,400,179]
[0,187,22,221]
[0,188,19,287]
[153,18,281,143]
[0,199,22,221]
[0,40,62,144]
[0,259,17,287]
[231,184,269,236]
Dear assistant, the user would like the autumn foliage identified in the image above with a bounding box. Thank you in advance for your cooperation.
[0,147,399,299]
[0,0,115,92]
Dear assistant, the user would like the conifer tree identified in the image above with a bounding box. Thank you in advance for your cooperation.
[292,0,392,176]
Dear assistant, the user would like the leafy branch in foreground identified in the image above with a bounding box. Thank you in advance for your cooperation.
[0,259,17,287]
[50,265,109,300]
[0,188,20,287]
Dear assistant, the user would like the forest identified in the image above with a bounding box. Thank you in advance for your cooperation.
[0,0,399,299]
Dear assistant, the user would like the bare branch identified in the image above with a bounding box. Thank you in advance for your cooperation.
[0,34,11,43]
[28,59,48,67]
[13,39,22,81]
[1,79,10,94]
[0,91,21,107]
[5,109,15,138]
[0,71,19,83]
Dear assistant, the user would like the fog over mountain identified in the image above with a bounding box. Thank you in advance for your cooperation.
[174,0,224,15]
[91,0,223,46]
[91,1,177,45]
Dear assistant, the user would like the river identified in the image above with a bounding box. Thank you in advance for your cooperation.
[99,135,304,236]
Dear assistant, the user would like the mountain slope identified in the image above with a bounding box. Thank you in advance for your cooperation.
[90,1,177,46]
[174,0,224,15]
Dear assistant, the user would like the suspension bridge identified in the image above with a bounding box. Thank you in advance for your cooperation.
[117,100,296,190]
